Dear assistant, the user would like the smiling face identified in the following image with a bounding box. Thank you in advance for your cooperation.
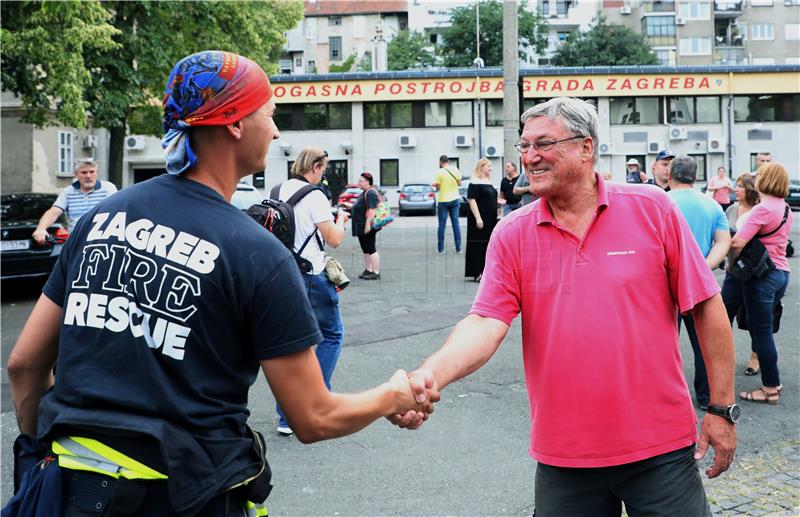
[520,116,592,201]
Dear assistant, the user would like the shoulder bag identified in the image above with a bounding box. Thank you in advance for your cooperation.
[730,204,789,282]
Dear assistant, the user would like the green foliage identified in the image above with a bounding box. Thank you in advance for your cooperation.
[329,53,357,73]
[552,14,660,66]
[387,30,435,70]
[1,1,120,128]
[357,51,372,72]
[440,0,548,67]
[1,0,305,134]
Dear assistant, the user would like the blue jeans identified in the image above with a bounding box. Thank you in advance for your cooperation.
[679,314,708,407]
[721,269,789,388]
[502,203,521,216]
[437,199,461,253]
[277,272,344,428]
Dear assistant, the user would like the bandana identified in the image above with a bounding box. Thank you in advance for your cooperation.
[161,51,273,175]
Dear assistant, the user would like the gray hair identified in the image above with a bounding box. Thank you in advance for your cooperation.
[670,155,697,184]
[74,158,97,172]
[520,97,599,162]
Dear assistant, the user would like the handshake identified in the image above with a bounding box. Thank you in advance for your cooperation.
[383,368,440,430]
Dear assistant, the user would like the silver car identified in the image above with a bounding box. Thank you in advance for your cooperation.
[398,183,436,216]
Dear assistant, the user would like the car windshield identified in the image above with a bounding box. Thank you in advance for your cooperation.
[1,194,57,221]
[343,188,362,195]
[230,188,263,210]
[403,185,431,193]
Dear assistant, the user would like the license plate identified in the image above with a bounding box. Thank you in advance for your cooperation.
[1,239,30,251]
[411,196,424,201]
[790,192,800,197]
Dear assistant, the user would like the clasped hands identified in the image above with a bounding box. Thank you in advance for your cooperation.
[386,369,440,430]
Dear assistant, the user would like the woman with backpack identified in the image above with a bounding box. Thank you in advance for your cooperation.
[351,172,382,280]
[274,147,349,435]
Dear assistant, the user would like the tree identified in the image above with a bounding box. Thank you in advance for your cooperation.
[329,53,357,73]
[387,30,436,70]
[552,15,660,66]
[1,1,304,185]
[440,0,548,68]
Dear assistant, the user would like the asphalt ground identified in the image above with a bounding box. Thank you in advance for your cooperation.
[1,213,799,515]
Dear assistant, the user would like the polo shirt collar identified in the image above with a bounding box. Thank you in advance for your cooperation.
[536,172,610,226]
[72,180,102,192]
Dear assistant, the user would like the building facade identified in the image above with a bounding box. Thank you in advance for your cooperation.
[116,66,799,206]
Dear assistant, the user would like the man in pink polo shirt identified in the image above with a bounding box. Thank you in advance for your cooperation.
[393,97,737,516]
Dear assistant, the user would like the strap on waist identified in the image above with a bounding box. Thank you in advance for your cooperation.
[53,436,166,480]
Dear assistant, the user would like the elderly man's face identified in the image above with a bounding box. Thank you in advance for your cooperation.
[75,164,98,191]
[520,117,588,199]
[652,158,672,184]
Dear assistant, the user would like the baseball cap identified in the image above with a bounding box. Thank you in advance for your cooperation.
[655,149,676,161]
[626,158,639,166]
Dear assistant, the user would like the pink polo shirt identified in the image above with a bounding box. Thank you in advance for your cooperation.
[470,175,721,468]
[735,194,792,272]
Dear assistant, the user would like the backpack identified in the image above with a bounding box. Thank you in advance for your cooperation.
[246,183,324,274]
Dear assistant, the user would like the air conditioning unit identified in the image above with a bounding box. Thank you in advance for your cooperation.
[398,134,416,148]
[598,143,614,155]
[675,16,686,26]
[647,141,661,154]
[125,135,146,151]
[669,127,688,141]
[708,137,725,153]
[454,134,472,148]
[82,135,98,149]
[620,5,632,14]
[485,145,500,158]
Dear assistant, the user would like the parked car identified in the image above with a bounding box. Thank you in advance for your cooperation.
[337,184,388,211]
[1,193,69,280]
[398,183,436,216]
[230,181,263,210]
[787,179,800,210]
[458,179,471,216]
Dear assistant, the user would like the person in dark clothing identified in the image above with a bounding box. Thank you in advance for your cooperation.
[499,161,522,216]
[351,172,382,280]
[465,158,498,282]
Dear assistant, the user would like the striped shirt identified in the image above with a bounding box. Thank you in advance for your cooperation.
[54,180,118,230]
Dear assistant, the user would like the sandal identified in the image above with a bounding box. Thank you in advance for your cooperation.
[739,388,780,405]
[744,367,760,376]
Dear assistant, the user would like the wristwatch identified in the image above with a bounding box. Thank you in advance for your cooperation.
[706,404,741,424]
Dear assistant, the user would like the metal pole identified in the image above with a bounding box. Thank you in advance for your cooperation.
[503,0,520,169]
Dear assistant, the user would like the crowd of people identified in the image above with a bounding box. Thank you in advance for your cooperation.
[7,49,794,516]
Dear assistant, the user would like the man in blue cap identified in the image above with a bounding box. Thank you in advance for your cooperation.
[647,149,675,191]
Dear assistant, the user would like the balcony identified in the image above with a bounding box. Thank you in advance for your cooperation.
[646,35,677,46]
[643,1,676,12]
[714,0,743,18]
[715,35,744,47]
[714,47,747,64]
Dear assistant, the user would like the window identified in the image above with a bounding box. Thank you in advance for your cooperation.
[667,96,721,123]
[539,0,550,16]
[307,60,316,73]
[654,49,673,66]
[486,100,504,127]
[328,16,342,26]
[679,37,712,55]
[58,131,73,175]
[734,94,800,122]
[365,101,472,128]
[642,16,676,46]
[751,24,774,40]
[679,1,710,19]
[380,159,399,187]
[252,171,265,189]
[689,154,707,182]
[305,18,317,40]
[329,36,342,60]
[275,103,353,131]
[294,57,302,67]
[609,97,661,124]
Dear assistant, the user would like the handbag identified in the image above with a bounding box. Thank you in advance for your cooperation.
[730,205,789,282]
[368,188,394,231]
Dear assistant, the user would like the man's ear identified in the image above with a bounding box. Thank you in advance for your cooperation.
[225,119,244,140]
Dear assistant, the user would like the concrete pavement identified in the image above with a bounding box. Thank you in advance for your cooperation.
[2,213,799,515]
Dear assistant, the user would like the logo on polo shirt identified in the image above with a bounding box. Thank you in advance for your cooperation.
[607,250,637,256]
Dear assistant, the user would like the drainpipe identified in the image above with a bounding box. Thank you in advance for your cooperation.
[727,71,734,177]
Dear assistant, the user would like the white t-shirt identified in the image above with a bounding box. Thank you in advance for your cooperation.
[278,178,333,274]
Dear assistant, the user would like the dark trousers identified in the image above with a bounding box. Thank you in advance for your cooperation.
[679,314,709,407]
[533,446,710,517]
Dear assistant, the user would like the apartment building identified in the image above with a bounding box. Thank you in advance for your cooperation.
[282,0,407,75]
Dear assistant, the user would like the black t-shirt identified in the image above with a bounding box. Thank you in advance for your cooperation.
[500,175,522,205]
[351,188,379,236]
[42,174,322,443]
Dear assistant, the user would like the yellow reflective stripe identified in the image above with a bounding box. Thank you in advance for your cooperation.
[244,501,268,516]
[57,455,121,479]
[69,436,166,480]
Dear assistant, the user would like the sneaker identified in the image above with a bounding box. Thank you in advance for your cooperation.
[437,250,446,255]
[455,249,463,254]
[276,425,293,436]
[358,269,371,279]
[363,272,381,280]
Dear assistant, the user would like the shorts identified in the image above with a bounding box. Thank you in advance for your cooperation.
[358,232,377,254]
[533,446,710,517]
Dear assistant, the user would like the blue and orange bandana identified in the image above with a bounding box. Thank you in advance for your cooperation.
[161,51,273,175]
